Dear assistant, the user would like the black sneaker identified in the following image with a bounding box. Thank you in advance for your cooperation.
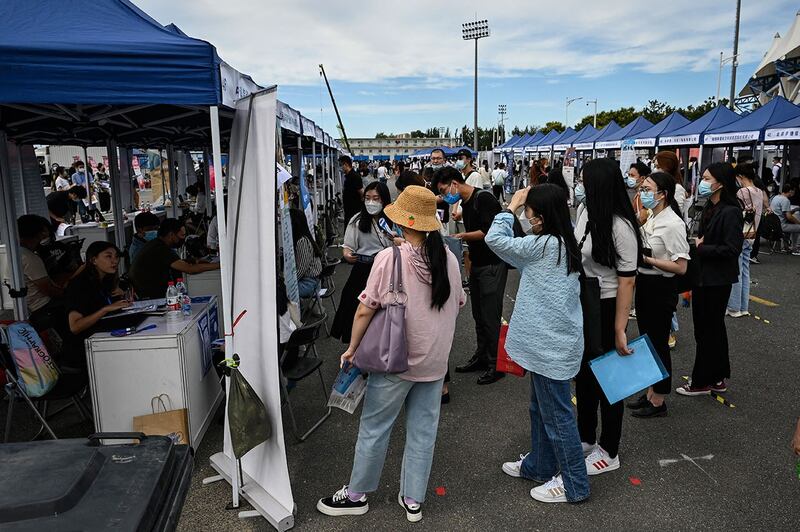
[317,486,369,516]
[398,494,422,523]
[625,394,648,409]
[631,402,668,418]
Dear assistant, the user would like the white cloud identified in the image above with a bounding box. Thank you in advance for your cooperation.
[133,0,795,87]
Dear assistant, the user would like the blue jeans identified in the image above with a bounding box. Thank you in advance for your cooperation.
[520,372,590,502]
[349,374,443,503]
[727,240,752,313]
[297,276,320,298]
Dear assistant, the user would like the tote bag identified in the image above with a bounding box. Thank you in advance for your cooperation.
[495,320,526,377]
[354,246,409,374]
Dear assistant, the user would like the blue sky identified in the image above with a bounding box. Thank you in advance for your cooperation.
[137,0,797,137]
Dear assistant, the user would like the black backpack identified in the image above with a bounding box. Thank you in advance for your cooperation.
[760,211,783,242]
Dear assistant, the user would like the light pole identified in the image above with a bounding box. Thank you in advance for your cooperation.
[463,19,490,153]
[498,104,507,144]
[566,96,583,128]
[586,99,598,128]
[730,0,741,110]
[717,52,739,105]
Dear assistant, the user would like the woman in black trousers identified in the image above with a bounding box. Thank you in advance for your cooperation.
[574,159,641,475]
[627,172,691,417]
[677,163,743,396]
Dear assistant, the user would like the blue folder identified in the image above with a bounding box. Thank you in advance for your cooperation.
[588,335,669,405]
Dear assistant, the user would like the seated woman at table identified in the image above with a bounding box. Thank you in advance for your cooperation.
[62,241,129,368]
[289,208,323,299]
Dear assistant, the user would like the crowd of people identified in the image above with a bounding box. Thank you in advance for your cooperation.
[308,146,798,521]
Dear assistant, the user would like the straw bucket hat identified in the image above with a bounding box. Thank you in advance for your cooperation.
[384,185,441,232]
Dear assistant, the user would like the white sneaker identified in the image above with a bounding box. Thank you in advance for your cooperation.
[502,453,529,478]
[397,494,422,523]
[585,447,620,476]
[581,442,596,457]
[725,309,742,318]
[530,475,568,503]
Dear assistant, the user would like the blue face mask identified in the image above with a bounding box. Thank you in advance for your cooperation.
[430,164,443,171]
[574,183,586,204]
[443,191,462,205]
[697,180,715,198]
[144,230,158,241]
[640,190,660,209]
[454,159,466,170]
[625,176,638,189]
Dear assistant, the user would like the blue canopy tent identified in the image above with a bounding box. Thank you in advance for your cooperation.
[527,129,562,154]
[595,117,654,150]
[703,96,800,145]
[765,113,800,143]
[566,125,598,150]
[520,131,546,153]
[512,134,533,155]
[631,112,691,148]
[552,127,580,151]
[493,135,519,153]
[449,146,478,157]
[502,135,527,153]
[658,105,740,146]
[573,121,621,151]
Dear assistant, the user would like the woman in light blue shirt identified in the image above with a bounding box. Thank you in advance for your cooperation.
[486,184,589,504]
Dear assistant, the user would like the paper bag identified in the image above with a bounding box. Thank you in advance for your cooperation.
[327,363,367,414]
[133,394,189,445]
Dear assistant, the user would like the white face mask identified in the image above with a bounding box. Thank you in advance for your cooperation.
[365,200,383,215]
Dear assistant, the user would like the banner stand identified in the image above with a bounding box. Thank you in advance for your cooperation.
[206,453,294,530]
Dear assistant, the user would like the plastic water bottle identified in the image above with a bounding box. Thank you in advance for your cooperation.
[176,278,191,316]
[165,282,180,313]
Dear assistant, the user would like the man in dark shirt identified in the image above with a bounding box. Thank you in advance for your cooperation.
[129,218,220,299]
[47,186,88,228]
[340,155,363,223]
[433,166,508,385]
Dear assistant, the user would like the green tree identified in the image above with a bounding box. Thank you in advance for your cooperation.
[375,132,388,138]
[543,121,566,133]
[574,107,637,130]
[675,97,729,121]
[641,100,675,123]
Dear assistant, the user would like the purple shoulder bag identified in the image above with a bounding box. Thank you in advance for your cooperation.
[354,246,409,374]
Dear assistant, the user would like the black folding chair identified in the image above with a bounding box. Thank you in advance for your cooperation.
[278,314,331,442]
[315,258,340,318]
[1,341,93,443]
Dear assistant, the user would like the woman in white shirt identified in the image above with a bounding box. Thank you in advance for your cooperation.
[654,151,689,219]
[627,172,690,418]
[54,166,71,191]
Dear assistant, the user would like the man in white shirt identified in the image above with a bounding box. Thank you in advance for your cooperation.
[377,163,388,183]
[491,162,508,202]
[17,215,64,315]
[456,148,483,188]
[772,157,782,185]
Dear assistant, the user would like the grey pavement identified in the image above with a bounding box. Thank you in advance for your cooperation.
[2,243,799,531]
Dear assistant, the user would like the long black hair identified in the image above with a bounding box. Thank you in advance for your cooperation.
[356,181,392,233]
[582,158,642,268]
[525,184,582,274]
[703,162,741,208]
[289,207,322,257]
[420,229,451,311]
[646,171,682,220]
[544,168,569,195]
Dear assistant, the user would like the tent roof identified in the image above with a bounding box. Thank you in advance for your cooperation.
[496,134,519,149]
[631,112,691,147]
[0,0,221,105]
[595,116,654,149]
[530,129,563,149]
[574,120,622,149]
[568,125,598,144]
[764,112,800,142]
[704,96,800,144]
[509,133,532,151]
[659,105,740,146]
[554,127,585,150]
[520,131,546,150]
[545,127,576,150]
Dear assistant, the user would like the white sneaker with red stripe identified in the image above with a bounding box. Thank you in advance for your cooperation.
[530,475,568,503]
[585,447,620,476]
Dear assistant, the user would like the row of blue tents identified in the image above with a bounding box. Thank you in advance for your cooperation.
[494,96,800,154]
[409,146,478,157]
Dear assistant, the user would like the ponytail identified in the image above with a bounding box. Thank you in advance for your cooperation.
[421,230,451,310]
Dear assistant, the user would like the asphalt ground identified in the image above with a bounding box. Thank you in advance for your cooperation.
[3,198,799,530]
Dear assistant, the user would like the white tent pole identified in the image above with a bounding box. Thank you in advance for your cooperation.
[83,146,92,208]
[311,140,317,224]
[15,144,28,214]
[210,105,237,507]
[167,144,178,219]
[106,140,127,273]
[203,147,213,217]
[0,133,28,320]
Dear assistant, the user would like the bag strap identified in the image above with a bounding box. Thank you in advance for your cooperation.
[578,223,590,250]
[389,245,404,295]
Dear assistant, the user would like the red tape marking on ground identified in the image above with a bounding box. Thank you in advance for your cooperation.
[435,486,446,496]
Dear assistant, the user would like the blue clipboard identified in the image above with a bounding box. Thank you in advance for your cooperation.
[588,334,669,405]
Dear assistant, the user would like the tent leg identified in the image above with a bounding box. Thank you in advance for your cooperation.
[0,134,27,320]
[203,147,213,217]
[167,144,178,219]
[106,140,127,273]
[14,144,28,214]
[83,146,92,204]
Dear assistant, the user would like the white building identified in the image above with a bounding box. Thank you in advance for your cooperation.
[343,135,460,159]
